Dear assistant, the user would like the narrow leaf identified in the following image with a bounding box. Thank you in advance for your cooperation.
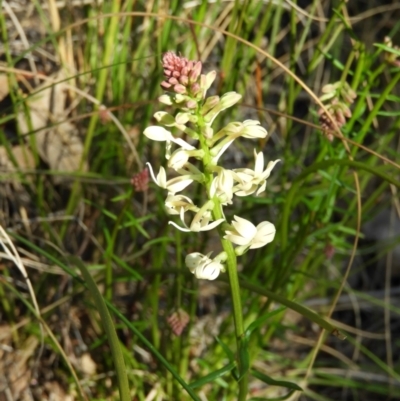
[245,306,286,339]
[251,369,302,391]
[189,362,236,389]
[69,256,130,401]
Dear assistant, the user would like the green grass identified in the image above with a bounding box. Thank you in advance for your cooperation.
[1,1,400,400]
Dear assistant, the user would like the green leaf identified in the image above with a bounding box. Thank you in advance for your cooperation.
[249,391,296,401]
[238,337,250,381]
[374,43,400,57]
[229,277,346,340]
[245,306,286,339]
[106,302,201,401]
[251,369,302,391]
[69,256,130,401]
[189,362,236,389]
[215,336,235,362]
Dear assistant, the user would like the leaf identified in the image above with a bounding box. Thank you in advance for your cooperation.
[251,369,302,391]
[238,337,250,382]
[189,362,236,389]
[69,256,130,401]
[215,336,235,362]
[17,71,87,183]
[245,306,286,339]
[249,391,296,401]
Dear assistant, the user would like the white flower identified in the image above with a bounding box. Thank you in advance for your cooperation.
[168,148,205,170]
[240,120,268,139]
[147,162,193,194]
[143,126,195,150]
[185,252,225,280]
[203,92,242,125]
[169,200,225,232]
[224,215,276,252]
[168,149,190,170]
[165,194,198,215]
[233,150,280,196]
[210,168,235,205]
[208,121,268,163]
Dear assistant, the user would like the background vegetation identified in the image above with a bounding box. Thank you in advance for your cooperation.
[0,0,400,400]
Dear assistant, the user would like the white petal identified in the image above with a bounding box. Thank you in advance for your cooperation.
[166,177,193,193]
[212,138,235,163]
[250,232,275,248]
[168,221,191,232]
[261,159,280,180]
[194,262,221,280]
[198,218,225,231]
[255,182,266,196]
[185,252,208,271]
[170,136,195,150]
[156,167,167,188]
[144,126,172,141]
[224,231,251,246]
[257,221,276,236]
[168,149,189,170]
[146,162,158,184]
[254,151,264,175]
[232,216,257,239]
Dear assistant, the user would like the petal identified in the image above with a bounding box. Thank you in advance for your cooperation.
[166,177,193,193]
[254,151,264,175]
[156,166,167,188]
[185,252,209,271]
[231,216,257,239]
[255,182,266,196]
[146,162,159,185]
[168,149,189,170]
[194,261,221,280]
[250,231,275,248]
[261,159,280,180]
[198,218,225,231]
[168,221,191,232]
[256,221,276,236]
[224,231,251,246]
[170,136,195,150]
[211,138,235,163]
[144,126,172,141]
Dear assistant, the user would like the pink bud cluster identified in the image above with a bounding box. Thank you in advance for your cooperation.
[161,51,202,96]
[317,82,356,142]
[131,168,149,192]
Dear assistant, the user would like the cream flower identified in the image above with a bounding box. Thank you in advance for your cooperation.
[210,168,235,205]
[144,126,195,150]
[233,150,280,196]
[147,163,193,194]
[224,215,275,252]
[168,148,205,170]
[165,194,198,215]
[169,200,225,232]
[185,252,225,280]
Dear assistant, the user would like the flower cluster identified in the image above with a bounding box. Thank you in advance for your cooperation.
[383,36,400,68]
[144,52,279,280]
[318,82,356,141]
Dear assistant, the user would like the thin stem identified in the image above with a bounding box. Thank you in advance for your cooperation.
[197,119,248,399]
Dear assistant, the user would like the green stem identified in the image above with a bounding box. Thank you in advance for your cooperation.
[197,121,248,399]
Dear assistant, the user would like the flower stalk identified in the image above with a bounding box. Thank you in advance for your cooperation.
[144,52,280,398]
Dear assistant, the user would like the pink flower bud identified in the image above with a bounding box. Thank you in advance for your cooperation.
[179,75,189,86]
[161,81,172,89]
[174,84,187,94]
[189,61,202,83]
